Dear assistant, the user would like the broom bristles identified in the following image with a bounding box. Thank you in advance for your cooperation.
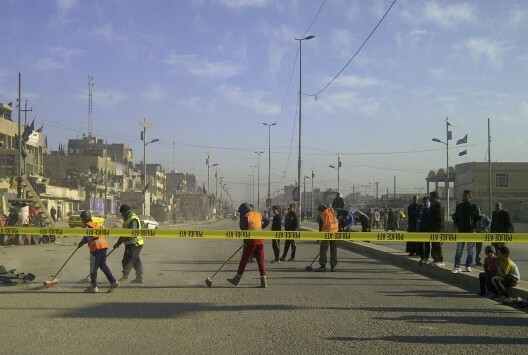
[43,279,59,288]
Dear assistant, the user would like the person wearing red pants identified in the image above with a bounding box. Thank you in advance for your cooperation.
[227,203,270,288]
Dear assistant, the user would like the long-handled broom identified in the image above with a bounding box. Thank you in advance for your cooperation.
[305,252,320,271]
[205,245,244,287]
[43,245,81,288]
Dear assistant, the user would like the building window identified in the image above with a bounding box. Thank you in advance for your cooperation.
[496,173,509,188]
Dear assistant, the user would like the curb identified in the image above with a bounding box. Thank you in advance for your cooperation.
[338,240,528,301]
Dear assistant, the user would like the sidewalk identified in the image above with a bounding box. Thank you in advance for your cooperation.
[299,222,528,305]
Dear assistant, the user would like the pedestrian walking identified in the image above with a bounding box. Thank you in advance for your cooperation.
[113,204,144,283]
[270,205,282,263]
[227,203,270,288]
[57,206,63,221]
[50,206,57,222]
[78,210,119,293]
[280,203,299,261]
[385,208,397,231]
[429,191,445,266]
[373,209,381,229]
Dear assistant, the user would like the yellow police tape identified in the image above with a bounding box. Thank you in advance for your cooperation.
[0,227,527,243]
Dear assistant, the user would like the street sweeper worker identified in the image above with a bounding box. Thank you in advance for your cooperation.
[227,203,270,288]
[317,204,339,272]
[113,204,144,284]
[78,210,119,293]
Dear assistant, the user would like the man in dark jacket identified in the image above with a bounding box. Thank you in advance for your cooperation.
[429,191,445,266]
[490,202,513,249]
[406,195,420,256]
[280,203,299,261]
[451,190,480,273]
[331,192,345,209]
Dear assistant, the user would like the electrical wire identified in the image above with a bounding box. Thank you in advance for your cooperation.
[307,0,398,97]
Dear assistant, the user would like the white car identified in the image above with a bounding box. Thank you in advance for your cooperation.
[137,215,159,229]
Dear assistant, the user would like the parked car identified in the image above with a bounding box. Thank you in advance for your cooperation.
[68,210,105,228]
[137,215,159,229]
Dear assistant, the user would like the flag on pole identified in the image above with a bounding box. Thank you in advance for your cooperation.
[21,119,35,141]
[456,134,468,145]
[459,150,467,156]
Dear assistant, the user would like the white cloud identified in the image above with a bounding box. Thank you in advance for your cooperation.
[463,38,512,68]
[32,57,65,71]
[31,46,83,71]
[93,89,128,107]
[56,0,77,13]
[315,91,380,116]
[141,85,166,101]
[165,53,246,79]
[335,75,382,88]
[509,5,528,27]
[218,0,271,9]
[423,2,476,28]
[218,85,280,115]
[93,24,127,42]
[331,29,356,58]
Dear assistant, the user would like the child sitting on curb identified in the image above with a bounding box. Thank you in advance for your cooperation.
[478,245,498,297]
[491,246,521,302]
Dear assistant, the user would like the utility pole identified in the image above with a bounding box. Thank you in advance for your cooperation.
[17,73,22,198]
[88,75,93,138]
[21,100,32,175]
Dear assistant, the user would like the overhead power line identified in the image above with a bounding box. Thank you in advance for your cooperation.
[307,0,398,97]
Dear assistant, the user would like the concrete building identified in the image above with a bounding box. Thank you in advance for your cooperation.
[454,162,528,221]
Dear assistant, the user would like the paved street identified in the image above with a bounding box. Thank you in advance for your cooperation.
[1,219,527,354]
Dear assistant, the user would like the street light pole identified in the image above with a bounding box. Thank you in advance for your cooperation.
[262,122,276,210]
[206,158,218,197]
[140,119,157,215]
[254,151,264,210]
[329,155,341,192]
[250,165,256,207]
[303,175,311,216]
[311,170,314,216]
[373,181,380,206]
[432,117,456,218]
[294,34,315,224]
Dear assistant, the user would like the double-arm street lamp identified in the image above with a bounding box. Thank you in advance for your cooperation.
[262,122,276,209]
[432,118,456,218]
[329,155,341,193]
[295,34,315,224]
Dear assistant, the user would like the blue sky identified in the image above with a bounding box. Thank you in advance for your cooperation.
[1,0,527,206]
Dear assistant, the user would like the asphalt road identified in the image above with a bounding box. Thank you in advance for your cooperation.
[1,219,527,354]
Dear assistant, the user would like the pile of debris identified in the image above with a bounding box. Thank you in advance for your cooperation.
[0,265,35,285]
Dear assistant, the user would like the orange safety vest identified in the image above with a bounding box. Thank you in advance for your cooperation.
[85,220,109,253]
[320,208,338,232]
[245,211,264,245]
